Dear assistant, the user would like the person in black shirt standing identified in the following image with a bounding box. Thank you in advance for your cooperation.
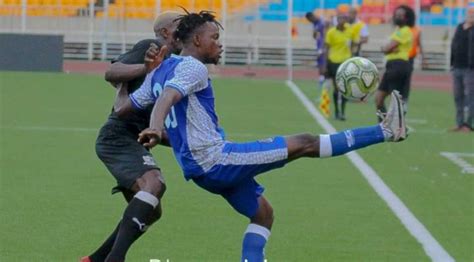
[81,11,181,262]
[450,7,474,132]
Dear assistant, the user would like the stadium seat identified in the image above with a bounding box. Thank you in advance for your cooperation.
[4,0,21,4]
[430,4,443,14]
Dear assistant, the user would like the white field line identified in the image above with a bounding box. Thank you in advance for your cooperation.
[406,118,428,124]
[1,124,446,135]
[286,80,454,262]
[1,126,98,132]
[440,152,474,174]
[0,126,269,138]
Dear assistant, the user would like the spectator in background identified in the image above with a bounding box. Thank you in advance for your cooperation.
[305,11,327,86]
[406,12,424,111]
[324,10,359,121]
[348,6,369,56]
[375,5,413,122]
[449,7,474,132]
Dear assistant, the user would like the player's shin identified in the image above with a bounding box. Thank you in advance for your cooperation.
[105,191,159,262]
[88,222,121,262]
[241,224,271,262]
[319,125,385,158]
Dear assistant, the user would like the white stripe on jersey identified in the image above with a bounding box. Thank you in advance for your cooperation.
[220,147,287,166]
[129,67,158,109]
[186,94,224,172]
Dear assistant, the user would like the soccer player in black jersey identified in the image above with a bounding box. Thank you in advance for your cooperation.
[81,11,181,262]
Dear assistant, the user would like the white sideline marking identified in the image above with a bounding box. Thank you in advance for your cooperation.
[1,126,97,132]
[1,126,268,138]
[440,152,474,174]
[3,124,446,136]
[286,80,455,262]
[406,118,428,124]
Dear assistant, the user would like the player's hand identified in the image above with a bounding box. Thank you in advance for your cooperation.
[138,128,163,149]
[319,66,327,77]
[144,43,168,73]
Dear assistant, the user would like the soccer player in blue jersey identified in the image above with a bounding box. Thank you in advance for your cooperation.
[305,11,327,85]
[134,11,407,262]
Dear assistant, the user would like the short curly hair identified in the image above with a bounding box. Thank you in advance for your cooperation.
[173,9,223,44]
[395,5,416,27]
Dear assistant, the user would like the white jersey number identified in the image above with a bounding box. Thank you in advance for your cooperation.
[152,83,178,128]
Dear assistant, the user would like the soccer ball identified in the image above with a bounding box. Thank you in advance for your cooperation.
[335,57,379,100]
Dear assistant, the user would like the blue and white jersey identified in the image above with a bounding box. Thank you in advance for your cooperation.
[130,55,226,179]
[312,19,325,50]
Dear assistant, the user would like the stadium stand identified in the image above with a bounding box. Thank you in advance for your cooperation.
[0,0,468,25]
[0,0,469,70]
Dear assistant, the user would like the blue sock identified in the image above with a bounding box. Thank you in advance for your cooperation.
[319,125,386,157]
[241,224,270,262]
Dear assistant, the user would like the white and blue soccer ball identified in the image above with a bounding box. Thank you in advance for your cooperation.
[335,57,379,101]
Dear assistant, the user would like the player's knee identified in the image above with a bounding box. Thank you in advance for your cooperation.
[265,204,274,225]
[137,170,167,198]
[253,200,274,228]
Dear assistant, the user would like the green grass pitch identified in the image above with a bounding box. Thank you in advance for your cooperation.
[0,71,472,261]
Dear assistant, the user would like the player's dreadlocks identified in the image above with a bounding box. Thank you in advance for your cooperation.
[173,9,223,44]
[395,5,416,27]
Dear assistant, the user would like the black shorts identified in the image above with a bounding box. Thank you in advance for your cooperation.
[326,61,342,79]
[378,59,412,100]
[95,119,161,193]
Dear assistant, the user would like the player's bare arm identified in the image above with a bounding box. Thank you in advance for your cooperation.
[105,62,147,86]
[351,41,359,56]
[113,82,133,117]
[381,40,399,54]
[138,88,182,149]
[104,44,168,87]
[113,44,169,118]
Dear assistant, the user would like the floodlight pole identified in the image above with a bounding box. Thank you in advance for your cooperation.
[21,0,26,33]
[155,0,161,16]
[414,0,420,24]
[87,0,95,61]
[101,0,110,61]
[456,0,463,25]
[446,0,453,71]
[221,0,227,65]
[287,0,293,82]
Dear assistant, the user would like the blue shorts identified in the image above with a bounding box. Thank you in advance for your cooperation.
[316,50,326,69]
[191,136,288,218]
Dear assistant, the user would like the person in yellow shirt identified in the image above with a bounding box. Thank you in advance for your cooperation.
[406,18,424,110]
[348,7,369,56]
[375,5,414,122]
[324,11,359,120]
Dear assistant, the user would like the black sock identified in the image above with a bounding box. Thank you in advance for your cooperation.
[89,222,121,262]
[341,96,347,117]
[333,90,339,117]
[377,105,387,123]
[105,191,158,262]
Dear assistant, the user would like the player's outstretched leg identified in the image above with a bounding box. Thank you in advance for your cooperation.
[287,91,406,160]
[82,193,163,262]
[241,197,273,262]
[104,170,166,262]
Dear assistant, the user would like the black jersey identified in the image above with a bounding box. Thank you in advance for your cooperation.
[108,39,162,133]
